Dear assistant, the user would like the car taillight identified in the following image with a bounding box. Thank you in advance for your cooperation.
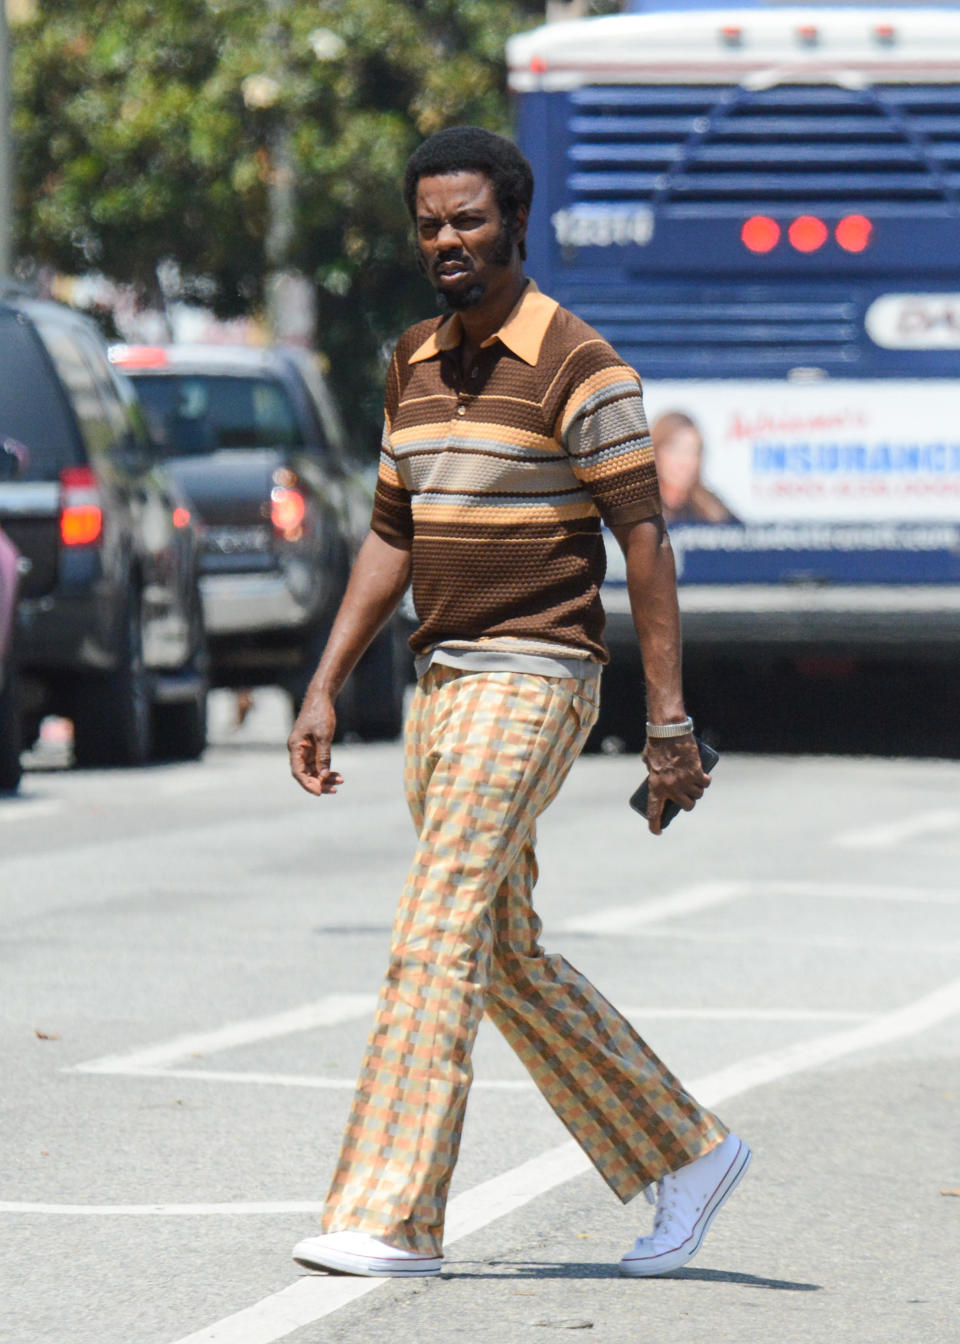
[59,466,104,547]
[270,485,306,540]
[108,344,170,369]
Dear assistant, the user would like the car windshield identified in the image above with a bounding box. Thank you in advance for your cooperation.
[131,373,304,456]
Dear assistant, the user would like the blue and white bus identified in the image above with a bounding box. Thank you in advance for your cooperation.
[508,3,960,710]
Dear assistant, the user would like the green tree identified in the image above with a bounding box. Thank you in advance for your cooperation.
[11,0,545,449]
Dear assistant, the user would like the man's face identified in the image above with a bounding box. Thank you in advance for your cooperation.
[414,171,523,312]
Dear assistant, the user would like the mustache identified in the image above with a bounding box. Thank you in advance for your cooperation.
[432,251,472,275]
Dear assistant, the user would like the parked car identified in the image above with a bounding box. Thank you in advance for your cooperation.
[110,343,408,739]
[0,294,208,766]
[0,523,22,790]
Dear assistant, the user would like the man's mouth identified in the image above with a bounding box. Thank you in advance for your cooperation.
[436,259,471,280]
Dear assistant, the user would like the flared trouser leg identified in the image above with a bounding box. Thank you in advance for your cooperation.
[320,665,725,1256]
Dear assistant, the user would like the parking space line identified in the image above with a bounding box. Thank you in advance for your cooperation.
[833,809,960,849]
[766,880,960,904]
[563,881,743,933]
[164,974,960,1344]
[565,880,960,936]
[617,1005,872,1022]
[70,994,378,1076]
[0,1202,329,1216]
[136,1067,535,1091]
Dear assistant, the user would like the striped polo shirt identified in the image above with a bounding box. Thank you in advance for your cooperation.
[371,280,661,667]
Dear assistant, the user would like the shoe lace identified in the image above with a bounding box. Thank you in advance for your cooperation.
[644,1176,681,1236]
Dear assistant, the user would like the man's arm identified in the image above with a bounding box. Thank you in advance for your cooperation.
[287,530,412,796]
[610,515,710,835]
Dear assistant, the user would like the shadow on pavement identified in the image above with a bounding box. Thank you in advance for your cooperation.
[452,1261,821,1291]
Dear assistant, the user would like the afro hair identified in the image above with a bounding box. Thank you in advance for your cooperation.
[403,126,535,253]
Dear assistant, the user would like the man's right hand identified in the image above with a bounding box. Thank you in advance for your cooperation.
[287,692,343,796]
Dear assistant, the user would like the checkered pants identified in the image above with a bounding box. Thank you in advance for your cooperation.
[321,665,726,1255]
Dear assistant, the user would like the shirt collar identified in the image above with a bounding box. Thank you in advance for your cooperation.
[408,280,558,367]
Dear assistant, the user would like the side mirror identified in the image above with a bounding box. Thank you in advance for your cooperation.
[0,439,29,481]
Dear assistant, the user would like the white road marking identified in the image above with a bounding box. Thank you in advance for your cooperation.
[134,1067,534,1091]
[164,974,960,1344]
[833,809,960,850]
[766,881,960,904]
[71,994,378,1076]
[565,880,960,935]
[563,881,743,933]
[617,1005,872,1022]
[0,798,63,824]
[0,1202,329,1216]
[692,974,960,1101]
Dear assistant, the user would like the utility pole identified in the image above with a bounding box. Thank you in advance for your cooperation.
[262,0,314,347]
[0,0,12,278]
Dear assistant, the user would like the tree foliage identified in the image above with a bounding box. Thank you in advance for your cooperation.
[11,0,545,447]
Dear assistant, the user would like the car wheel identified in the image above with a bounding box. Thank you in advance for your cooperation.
[73,590,153,767]
[350,621,410,742]
[151,591,209,762]
[0,655,22,792]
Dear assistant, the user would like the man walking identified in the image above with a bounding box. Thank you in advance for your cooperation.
[288,126,750,1279]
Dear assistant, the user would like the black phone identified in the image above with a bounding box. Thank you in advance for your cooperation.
[629,737,719,829]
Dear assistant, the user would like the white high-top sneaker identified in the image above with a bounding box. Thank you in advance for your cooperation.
[619,1133,752,1277]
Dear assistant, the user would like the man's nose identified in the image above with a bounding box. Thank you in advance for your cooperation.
[436,221,461,249]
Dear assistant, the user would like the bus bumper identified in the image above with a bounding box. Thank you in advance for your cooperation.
[602,584,960,660]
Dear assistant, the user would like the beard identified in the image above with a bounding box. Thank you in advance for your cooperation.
[430,222,515,313]
[435,280,487,314]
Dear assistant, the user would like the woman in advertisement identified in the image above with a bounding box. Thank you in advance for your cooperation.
[652,412,739,526]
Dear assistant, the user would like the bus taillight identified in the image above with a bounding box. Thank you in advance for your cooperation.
[836,215,873,253]
[741,216,780,253]
[788,216,828,253]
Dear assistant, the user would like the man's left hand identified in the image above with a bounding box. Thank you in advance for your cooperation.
[643,734,710,835]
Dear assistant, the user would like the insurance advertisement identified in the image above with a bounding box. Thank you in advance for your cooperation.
[638,379,960,585]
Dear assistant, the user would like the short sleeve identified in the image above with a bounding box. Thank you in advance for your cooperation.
[369,350,413,542]
[560,342,661,528]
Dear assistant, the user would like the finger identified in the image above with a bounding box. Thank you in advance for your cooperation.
[288,737,314,777]
[290,741,329,796]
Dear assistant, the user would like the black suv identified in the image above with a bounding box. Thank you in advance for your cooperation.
[112,343,408,739]
[0,295,208,766]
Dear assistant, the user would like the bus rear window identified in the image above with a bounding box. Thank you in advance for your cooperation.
[131,374,305,457]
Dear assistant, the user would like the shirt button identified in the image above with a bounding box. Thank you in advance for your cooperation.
[456,404,466,416]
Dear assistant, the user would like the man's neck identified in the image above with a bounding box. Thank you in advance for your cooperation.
[456,272,528,357]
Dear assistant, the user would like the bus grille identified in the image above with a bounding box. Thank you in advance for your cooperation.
[569,289,862,373]
[567,84,960,210]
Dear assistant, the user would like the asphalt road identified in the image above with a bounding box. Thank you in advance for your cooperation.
[2,690,959,1344]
